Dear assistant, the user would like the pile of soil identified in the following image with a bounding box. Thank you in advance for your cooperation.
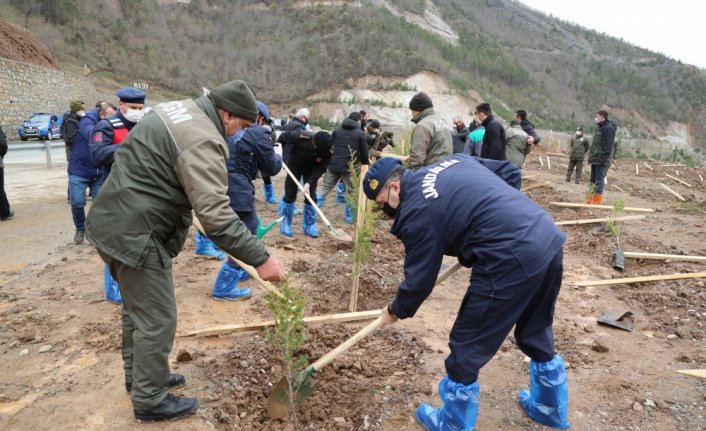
[0,20,57,68]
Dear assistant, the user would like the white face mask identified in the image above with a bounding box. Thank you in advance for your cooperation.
[124,108,144,123]
[77,110,86,117]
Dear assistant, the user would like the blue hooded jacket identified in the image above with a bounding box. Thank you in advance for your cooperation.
[226,125,282,212]
[388,154,566,319]
[67,108,102,180]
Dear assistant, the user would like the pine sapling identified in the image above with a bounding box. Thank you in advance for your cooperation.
[265,279,308,427]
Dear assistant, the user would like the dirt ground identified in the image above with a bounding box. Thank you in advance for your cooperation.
[1,147,705,431]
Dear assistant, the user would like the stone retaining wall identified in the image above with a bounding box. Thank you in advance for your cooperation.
[0,57,97,140]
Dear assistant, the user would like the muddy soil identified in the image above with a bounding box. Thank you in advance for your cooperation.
[1,147,705,430]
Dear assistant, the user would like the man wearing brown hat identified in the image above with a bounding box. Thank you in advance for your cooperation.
[86,80,287,422]
[407,92,452,168]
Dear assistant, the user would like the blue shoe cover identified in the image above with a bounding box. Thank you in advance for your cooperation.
[519,355,570,429]
[277,198,286,216]
[280,202,295,237]
[315,194,325,208]
[336,182,347,203]
[263,183,277,204]
[212,264,252,301]
[415,376,479,431]
[344,204,354,224]
[195,231,226,260]
[235,267,250,282]
[302,205,319,238]
[104,264,122,304]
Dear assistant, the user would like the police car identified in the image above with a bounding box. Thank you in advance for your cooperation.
[17,112,63,141]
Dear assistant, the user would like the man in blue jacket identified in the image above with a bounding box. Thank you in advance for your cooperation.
[68,102,116,244]
[210,101,283,300]
[363,155,570,430]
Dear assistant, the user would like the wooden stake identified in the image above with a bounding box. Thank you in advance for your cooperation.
[611,184,624,192]
[538,156,544,167]
[555,215,646,226]
[192,218,284,298]
[635,164,639,175]
[677,370,706,379]
[521,182,549,192]
[659,182,686,202]
[643,162,654,171]
[349,165,369,312]
[549,202,654,212]
[547,157,551,170]
[575,272,706,287]
[180,310,382,338]
[665,173,692,187]
[675,170,680,176]
[700,174,704,183]
[623,251,706,263]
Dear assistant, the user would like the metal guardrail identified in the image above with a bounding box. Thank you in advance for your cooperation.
[6,140,65,168]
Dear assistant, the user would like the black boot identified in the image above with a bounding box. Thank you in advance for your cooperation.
[126,373,186,393]
[133,393,198,422]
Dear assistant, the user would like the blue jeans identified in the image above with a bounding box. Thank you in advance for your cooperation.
[589,164,610,194]
[69,174,103,230]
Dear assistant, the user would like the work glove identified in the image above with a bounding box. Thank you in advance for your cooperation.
[257,216,282,239]
[303,183,311,197]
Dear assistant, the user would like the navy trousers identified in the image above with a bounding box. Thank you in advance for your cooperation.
[445,249,564,385]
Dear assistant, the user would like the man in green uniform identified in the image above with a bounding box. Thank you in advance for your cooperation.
[86,80,287,422]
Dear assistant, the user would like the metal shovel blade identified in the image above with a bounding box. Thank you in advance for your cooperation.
[266,369,317,419]
[327,225,353,242]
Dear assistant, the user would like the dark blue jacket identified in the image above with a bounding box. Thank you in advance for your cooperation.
[226,125,282,212]
[480,115,506,161]
[389,154,566,319]
[68,108,102,180]
[90,110,136,169]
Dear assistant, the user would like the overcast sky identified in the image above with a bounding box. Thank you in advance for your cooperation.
[520,0,705,69]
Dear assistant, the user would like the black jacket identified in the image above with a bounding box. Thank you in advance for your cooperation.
[452,126,469,154]
[287,130,332,186]
[62,112,81,149]
[520,119,541,145]
[328,118,369,173]
[480,115,507,161]
[277,117,308,164]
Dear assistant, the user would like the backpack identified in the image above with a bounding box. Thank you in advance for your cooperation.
[60,111,72,139]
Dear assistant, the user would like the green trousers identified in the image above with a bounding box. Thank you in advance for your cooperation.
[98,241,176,410]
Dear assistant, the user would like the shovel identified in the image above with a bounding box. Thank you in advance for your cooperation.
[280,162,353,242]
[266,261,463,419]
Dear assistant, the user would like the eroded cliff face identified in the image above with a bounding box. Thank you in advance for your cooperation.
[0,20,57,69]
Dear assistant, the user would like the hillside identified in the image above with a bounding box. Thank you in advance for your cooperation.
[1,0,705,157]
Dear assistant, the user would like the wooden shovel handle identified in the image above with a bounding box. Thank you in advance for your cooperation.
[310,316,384,372]
[309,261,463,372]
[280,161,334,227]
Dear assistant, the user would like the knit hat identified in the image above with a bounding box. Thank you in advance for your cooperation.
[369,119,381,129]
[69,100,85,113]
[408,92,433,111]
[363,157,403,200]
[209,80,258,122]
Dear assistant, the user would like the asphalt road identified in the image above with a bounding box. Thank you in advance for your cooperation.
[5,140,67,164]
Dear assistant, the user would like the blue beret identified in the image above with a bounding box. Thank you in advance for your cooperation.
[256,100,271,123]
[116,87,146,104]
[363,157,403,200]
